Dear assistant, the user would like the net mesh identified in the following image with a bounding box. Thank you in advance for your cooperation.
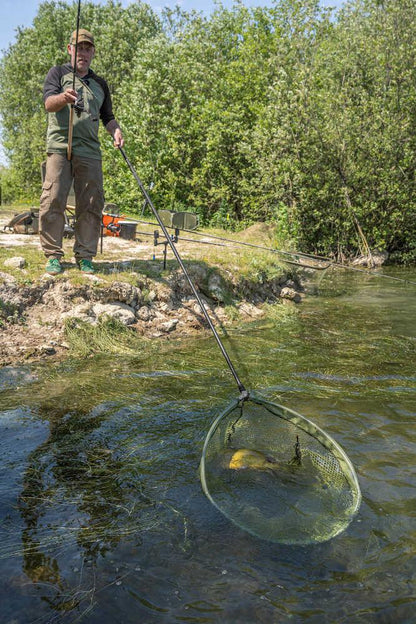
[200,394,361,545]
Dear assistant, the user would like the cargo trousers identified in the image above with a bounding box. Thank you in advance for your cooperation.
[39,152,104,260]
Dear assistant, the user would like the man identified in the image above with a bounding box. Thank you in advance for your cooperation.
[40,28,124,275]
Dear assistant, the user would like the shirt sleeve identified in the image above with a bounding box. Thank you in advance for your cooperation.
[94,75,115,127]
[43,66,66,101]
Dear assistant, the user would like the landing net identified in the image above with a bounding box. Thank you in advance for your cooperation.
[200,394,361,545]
[119,147,361,545]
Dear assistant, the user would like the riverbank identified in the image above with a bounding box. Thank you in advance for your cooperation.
[0,211,305,367]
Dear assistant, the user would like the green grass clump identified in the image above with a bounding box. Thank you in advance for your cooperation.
[64,317,144,357]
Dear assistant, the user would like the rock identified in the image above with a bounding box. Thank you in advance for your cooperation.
[153,284,173,303]
[0,271,17,284]
[39,344,56,356]
[156,301,173,313]
[136,305,151,321]
[159,319,179,333]
[84,274,102,283]
[4,257,26,269]
[61,304,95,324]
[98,281,139,306]
[206,272,229,303]
[172,265,207,296]
[238,302,264,317]
[92,302,136,325]
[280,287,302,303]
[188,264,208,284]
[41,273,57,282]
[352,251,389,267]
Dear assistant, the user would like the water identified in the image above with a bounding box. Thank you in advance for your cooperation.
[0,267,415,623]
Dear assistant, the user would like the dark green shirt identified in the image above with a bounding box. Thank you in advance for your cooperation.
[43,63,115,159]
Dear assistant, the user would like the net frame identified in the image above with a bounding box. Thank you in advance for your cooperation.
[200,393,361,544]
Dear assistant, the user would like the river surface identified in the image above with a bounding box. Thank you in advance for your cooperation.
[0,266,415,623]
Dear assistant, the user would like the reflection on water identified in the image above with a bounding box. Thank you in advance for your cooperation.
[0,268,415,623]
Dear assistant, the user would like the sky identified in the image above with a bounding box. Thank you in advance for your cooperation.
[0,0,343,164]
[0,0,343,54]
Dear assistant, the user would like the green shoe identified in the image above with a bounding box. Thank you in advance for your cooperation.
[45,258,62,275]
[77,258,95,274]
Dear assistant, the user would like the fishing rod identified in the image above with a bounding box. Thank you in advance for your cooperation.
[67,0,82,161]
[106,214,332,270]
[138,218,331,265]
[132,217,416,285]
[118,147,248,398]
[104,212,326,269]
[105,189,415,284]
[135,229,229,248]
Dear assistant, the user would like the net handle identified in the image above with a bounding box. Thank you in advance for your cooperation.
[118,147,248,397]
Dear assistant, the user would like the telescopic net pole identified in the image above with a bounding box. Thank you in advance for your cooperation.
[118,147,248,398]
[67,0,81,161]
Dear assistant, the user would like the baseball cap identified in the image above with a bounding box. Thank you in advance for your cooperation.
[70,29,94,46]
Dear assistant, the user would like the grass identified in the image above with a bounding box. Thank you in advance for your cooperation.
[0,205,303,362]
[64,317,145,357]
[0,204,291,288]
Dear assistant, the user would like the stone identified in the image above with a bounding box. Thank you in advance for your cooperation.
[61,304,95,324]
[4,257,26,269]
[352,251,389,267]
[238,302,264,317]
[39,344,56,355]
[280,287,301,303]
[0,271,17,285]
[136,306,151,321]
[157,301,173,313]
[99,281,138,306]
[92,302,136,325]
[159,319,179,333]
[206,271,229,303]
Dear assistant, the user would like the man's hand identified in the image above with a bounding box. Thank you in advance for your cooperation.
[62,88,78,104]
[45,89,78,112]
[112,127,124,149]
[106,120,124,148]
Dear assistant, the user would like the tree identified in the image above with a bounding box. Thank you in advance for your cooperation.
[1,0,415,259]
[0,0,160,200]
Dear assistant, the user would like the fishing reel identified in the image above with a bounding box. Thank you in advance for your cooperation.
[73,96,98,123]
[74,96,85,117]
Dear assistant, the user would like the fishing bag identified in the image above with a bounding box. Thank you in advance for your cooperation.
[5,210,39,235]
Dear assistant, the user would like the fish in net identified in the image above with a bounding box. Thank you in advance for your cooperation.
[200,394,361,545]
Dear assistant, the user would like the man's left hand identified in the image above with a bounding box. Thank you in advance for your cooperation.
[113,128,124,148]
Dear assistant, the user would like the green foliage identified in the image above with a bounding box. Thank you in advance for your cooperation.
[0,1,160,200]
[1,0,415,260]
[64,316,139,357]
[0,298,22,326]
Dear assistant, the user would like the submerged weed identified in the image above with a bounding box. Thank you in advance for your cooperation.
[64,317,144,357]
